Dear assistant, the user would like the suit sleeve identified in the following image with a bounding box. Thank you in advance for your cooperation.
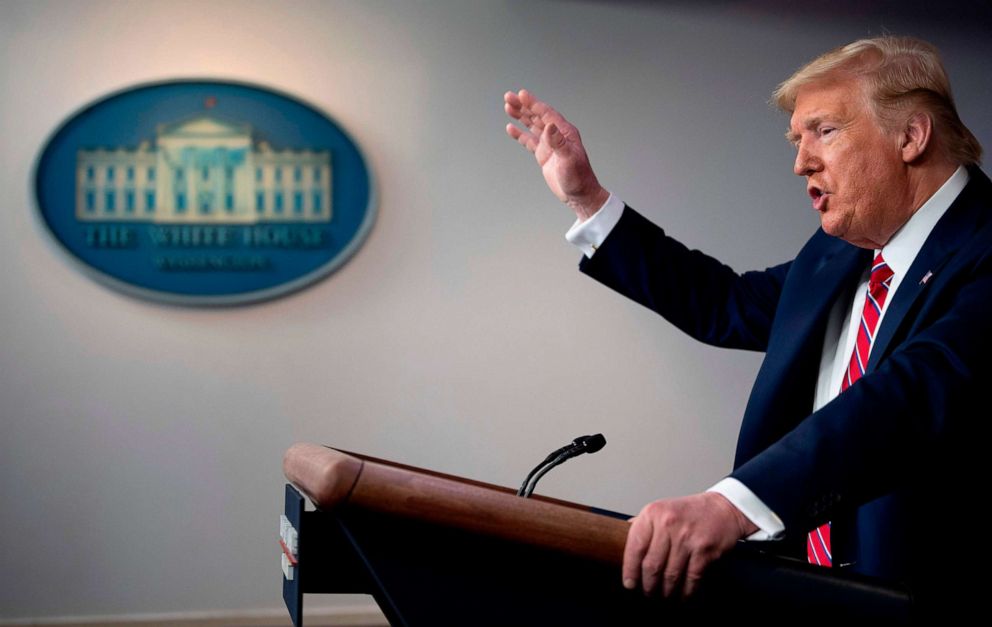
[580,205,790,352]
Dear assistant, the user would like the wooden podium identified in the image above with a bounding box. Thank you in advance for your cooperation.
[280,443,912,626]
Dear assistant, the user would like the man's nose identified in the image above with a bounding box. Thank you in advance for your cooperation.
[794,144,821,177]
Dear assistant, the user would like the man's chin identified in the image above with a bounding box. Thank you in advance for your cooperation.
[818,214,846,240]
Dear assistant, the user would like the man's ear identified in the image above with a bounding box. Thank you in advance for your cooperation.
[901,112,933,164]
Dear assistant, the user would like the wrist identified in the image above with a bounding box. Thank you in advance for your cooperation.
[567,186,610,222]
[709,491,759,539]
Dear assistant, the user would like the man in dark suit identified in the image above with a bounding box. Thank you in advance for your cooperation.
[504,36,987,609]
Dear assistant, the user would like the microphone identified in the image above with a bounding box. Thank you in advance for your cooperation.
[517,434,606,498]
[571,433,606,455]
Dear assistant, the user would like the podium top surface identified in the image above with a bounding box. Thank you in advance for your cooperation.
[283,442,630,563]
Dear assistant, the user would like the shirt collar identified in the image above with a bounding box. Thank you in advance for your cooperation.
[879,165,969,278]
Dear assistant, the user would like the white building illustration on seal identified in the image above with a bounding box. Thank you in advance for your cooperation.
[75,115,332,223]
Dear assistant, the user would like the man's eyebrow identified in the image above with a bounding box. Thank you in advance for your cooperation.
[785,116,827,143]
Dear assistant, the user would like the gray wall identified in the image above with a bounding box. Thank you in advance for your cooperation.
[2,0,990,621]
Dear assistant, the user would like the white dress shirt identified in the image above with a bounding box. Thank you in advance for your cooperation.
[565,166,969,540]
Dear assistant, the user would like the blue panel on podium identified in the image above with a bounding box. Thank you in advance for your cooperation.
[282,484,305,627]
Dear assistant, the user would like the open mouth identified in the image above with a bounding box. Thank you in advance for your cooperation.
[808,185,827,211]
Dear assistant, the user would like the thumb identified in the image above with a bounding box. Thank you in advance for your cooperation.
[545,122,567,150]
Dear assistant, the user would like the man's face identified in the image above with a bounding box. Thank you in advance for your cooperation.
[788,78,913,249]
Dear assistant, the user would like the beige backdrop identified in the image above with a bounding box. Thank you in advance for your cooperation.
[2,0,990,622]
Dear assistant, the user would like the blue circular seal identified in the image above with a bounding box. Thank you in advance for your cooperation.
[34,80,375,305]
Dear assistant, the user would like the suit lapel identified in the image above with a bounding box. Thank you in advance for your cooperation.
[736,238,871,464]
[771,240,872,373]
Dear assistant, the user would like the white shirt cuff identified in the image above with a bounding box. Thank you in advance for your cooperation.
[564,192,625,258]
[707,477,785,541]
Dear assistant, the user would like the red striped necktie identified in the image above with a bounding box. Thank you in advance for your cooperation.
[807,252,894,567]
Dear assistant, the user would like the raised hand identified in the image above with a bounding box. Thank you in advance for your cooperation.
[504,89,610,221]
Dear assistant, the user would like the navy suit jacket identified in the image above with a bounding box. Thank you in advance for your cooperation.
[579,166,992,606]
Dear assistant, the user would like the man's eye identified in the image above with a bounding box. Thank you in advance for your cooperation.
[820,127,835,136]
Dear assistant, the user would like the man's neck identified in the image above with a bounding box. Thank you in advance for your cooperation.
[905,161,959,220]
[865,161,961,250]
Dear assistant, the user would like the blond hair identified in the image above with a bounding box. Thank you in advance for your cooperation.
[774,36,982,166]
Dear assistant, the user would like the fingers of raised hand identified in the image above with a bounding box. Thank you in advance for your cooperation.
[507,89,566,132]
[503,92,529,124]
[518,89,550,118]
[505,123,537,153]
[505,90,545,154]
